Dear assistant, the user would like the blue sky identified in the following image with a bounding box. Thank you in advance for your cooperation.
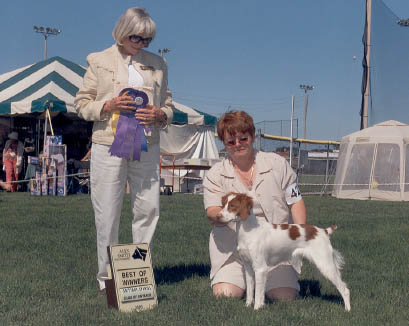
[1,0,409,140]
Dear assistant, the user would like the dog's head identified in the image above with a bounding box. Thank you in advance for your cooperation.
[218,193,254,223]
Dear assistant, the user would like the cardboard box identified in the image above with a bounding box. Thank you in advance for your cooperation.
[31,171,42,196]
[41,173,48,195]
[48,168,57,196]
[28,156,40,165]
[44,135,62,157]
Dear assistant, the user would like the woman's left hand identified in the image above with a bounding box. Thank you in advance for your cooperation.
[135,104,167,125]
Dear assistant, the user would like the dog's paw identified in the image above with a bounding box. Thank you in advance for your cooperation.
[254,303,265,310]
[245,299,254,307]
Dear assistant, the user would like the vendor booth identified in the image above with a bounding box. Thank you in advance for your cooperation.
[0,56,219,193]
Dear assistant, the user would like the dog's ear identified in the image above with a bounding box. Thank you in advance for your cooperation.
[238,194,253,220]
[221,194,229,208]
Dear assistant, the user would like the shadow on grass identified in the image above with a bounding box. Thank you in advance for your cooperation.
[299,279,344,305]
[154,263,210,284]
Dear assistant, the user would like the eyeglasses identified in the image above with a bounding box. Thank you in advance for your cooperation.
[225,135,250,147]
[128,35,152,45]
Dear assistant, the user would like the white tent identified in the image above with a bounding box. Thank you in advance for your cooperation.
[0,57,219,169]
[161,101,218,161]
[333,120,409,201]
[160,101,219,192]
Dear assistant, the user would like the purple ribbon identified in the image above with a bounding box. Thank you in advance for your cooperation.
[109,89,149,161]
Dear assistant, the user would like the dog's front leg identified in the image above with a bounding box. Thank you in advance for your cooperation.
[243,264,254,307]
[253,268,267,310]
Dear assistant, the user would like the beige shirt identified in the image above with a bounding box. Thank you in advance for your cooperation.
[203,151,298,279]
[74,44,174,146]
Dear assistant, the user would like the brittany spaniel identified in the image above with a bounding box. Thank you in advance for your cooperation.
[218,193,351,311]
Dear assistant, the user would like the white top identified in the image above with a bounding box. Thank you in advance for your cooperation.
[128,64,144,87]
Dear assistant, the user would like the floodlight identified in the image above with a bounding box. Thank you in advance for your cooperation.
[33,25,62,60]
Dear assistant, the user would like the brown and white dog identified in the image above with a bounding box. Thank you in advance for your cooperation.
[219,193,351,311]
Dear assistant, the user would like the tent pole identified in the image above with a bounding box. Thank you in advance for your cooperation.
[323,143,330,195]
[289,95,295,168]
[36,120,40,156]
[43,111,48,151]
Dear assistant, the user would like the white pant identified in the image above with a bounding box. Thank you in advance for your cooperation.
[90,143,160,290]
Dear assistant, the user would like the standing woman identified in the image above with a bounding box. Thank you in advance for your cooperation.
[2,131,24,192]
[75,7,174,293]
[203,111,307,302]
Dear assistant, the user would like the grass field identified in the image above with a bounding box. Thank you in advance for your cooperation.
[0,192,408,325]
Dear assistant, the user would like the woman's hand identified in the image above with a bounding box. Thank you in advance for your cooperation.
[135,104,167,125]
[102,96,136,113]
[206,206,228,226]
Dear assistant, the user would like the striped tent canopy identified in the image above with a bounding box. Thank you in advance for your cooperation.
[172,101,217,126]
[0,56,85,116]
[0,56,217,126]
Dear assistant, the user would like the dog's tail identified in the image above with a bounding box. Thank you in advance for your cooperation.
[325,224,337,236]
[333,248,345,270]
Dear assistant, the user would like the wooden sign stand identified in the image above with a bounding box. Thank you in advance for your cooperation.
[105,243,157,312]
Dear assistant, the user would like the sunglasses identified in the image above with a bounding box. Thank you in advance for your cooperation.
[225,135,250,147]
[128,35,152,45]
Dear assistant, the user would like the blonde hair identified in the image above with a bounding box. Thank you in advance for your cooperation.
[112,7,156,46]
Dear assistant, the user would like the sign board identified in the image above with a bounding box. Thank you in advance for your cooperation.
[106,243,157,312]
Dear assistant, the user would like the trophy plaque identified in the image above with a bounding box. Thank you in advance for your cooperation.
[106,243,157,312]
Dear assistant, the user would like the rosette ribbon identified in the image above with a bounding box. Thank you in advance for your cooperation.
[109,88,149,161]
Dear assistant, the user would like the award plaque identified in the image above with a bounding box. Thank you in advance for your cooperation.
[105,243,157,312]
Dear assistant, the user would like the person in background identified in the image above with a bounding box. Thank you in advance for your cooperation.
[203,110,307,302]
[2,132,24,192]
[74,7,174,295]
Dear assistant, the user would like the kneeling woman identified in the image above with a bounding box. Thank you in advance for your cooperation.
[203,111,306,301]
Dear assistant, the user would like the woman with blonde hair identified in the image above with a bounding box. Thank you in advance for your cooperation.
[75,7,174,294]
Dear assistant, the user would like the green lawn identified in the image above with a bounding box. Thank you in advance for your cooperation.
[0,193,408,325]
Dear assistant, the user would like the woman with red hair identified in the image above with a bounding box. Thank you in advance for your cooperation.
[204,110,307,302]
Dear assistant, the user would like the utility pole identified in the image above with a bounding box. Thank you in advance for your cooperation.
[299,84,314,148]
[33,26,61,60]
[361,0,372,129]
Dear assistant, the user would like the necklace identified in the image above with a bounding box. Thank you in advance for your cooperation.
[234,162,255,189]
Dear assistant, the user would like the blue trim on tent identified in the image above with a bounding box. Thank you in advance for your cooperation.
[171,108,189,125]
[4,71,79,103]
[194,108,217,126]
[31,93,67,113]
[0,93,67,115]
[171,107,217,126]
[0,56,85,93]
[0,102,11,114]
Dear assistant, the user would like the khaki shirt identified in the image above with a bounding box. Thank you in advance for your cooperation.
[203,151,298,279]
[74,45,174,146]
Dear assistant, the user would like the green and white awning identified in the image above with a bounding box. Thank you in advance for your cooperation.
[172,101,217,126]
[0,56,85,115]
[0,56,217,126]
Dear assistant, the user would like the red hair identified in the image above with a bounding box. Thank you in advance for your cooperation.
[217,111,255,142]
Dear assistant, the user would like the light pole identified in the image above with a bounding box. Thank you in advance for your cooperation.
[299,84,314,148]
[397,18,409,26]
[33,26,61,60]
[158,48,171,58]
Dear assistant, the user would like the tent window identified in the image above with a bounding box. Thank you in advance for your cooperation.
[405,145,409,192]
[373,144,400,192]
[342,143,375,191]
[333,142,347,192]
